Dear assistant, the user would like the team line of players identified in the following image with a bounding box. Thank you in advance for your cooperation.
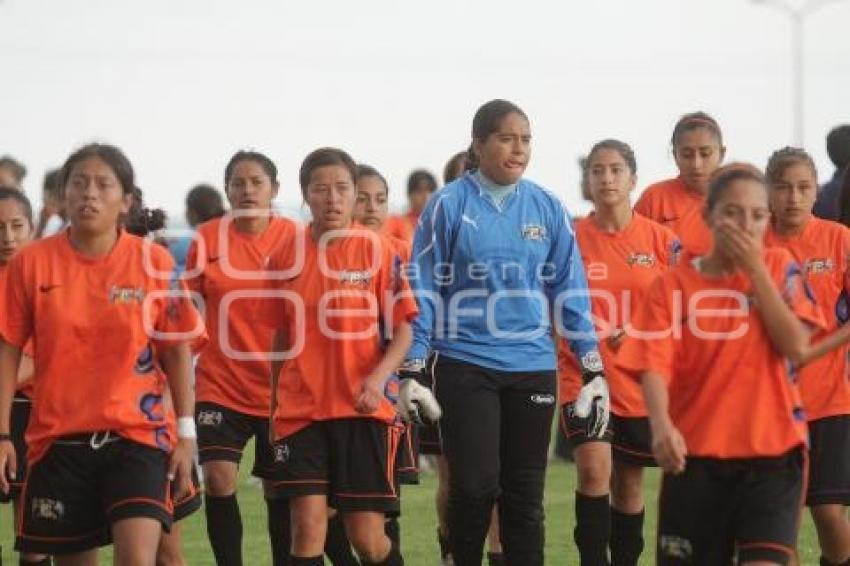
[1,100,850,566]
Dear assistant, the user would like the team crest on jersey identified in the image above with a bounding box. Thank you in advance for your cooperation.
[109,285,145,305]
[521,224,546,241]
[805,258,834,274]
[339,270,371,287]
[32,498,65,521]
[627,252,656,267]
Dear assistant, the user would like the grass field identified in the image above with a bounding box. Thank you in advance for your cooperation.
[0,444,825,565]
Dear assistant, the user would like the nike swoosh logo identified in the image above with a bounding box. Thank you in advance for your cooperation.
[39,284,60,293]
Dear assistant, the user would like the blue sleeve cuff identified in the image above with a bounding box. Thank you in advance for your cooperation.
[406,341,429,362]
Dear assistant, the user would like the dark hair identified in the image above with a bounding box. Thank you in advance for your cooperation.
[42,167,63,197]
[60,143,135,196]
[466,99,529,170]
[186,184,225,224]
[586,139,637,175]
[671,111,723,148]
[826,125,850,169]
[224,150,279,187]
[406,169,437,196]
[837,165,850,228]
[443,151,468,184]
[579,140,637,202]
[0,155,27,184]
[124,186,167,237]
[0,186,34,226]
[298,147,357,198]
[356,164,389,195]
[765,146,817,187]
[706,163,766,212]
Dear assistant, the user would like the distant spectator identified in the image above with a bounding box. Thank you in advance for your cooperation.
[0,155,26,191]
[35,167,66,238]
[813,124,850,220]
[168,184,225,270]
[836,165,850,229]
[384,168,438,243]
[185,183,225,227]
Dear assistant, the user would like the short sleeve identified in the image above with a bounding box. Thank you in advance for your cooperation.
[0,253,34,349]
[616,274,676,385]
[377,240,418,329]
[150,249,206,349]
[183,238,203,295]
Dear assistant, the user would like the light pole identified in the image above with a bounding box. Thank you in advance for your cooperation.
[750,0,847,147]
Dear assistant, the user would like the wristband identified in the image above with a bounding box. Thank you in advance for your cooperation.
[0,433,10,442]
[177,416,197,440]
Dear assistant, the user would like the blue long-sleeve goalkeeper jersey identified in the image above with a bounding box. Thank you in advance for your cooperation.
[406,172,599,372]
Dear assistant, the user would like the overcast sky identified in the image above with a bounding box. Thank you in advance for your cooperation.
[1,0,848,223]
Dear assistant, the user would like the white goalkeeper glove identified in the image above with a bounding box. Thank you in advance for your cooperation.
[398,358,442,424]
[574,351,610,438]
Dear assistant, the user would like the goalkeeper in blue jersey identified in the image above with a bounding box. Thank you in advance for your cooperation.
[400,99,606,566]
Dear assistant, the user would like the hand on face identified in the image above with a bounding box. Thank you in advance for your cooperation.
[714,220,763,274]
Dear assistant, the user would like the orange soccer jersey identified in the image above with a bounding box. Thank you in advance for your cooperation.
[616,248,824,459]
[383,211,419,244]
[0,230,202,464]
[185,216,300,417]
[765,218,850,422]
[634,177,712,256]
[558,214,680,417]
[264,225,418,440]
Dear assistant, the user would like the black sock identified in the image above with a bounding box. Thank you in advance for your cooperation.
[610,507,644,566]
[19,558,52,566]
[205,494,243,566]
[289,556,324,566]
[487,551,506,565]
[324,514,359,566]
[385,516,400,548]
[266,498,292,566]
[574,492,610,566]
[360,536,403,566]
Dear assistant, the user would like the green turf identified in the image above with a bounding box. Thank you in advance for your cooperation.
[0,447,823,564]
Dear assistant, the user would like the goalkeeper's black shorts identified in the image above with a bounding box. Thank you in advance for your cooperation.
[657,448,803,565]
[806,414,850,506]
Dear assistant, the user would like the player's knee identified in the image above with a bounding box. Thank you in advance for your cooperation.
[291,508,326,548]
[339,513,389,562]
[348,531,390,563]
[155,545,187,566]
[812,504,849,528]
[576,458,610,495]
[202,462,238,496]
[611,465,644,511]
